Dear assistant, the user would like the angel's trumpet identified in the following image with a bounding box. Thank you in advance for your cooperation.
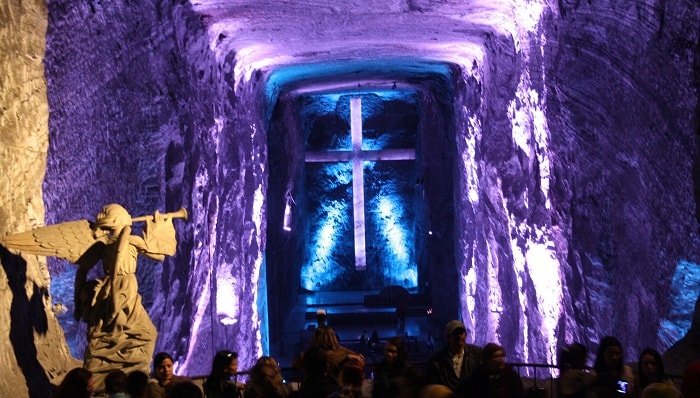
[131,207,188,223]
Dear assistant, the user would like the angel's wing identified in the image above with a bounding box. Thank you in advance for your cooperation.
[0,219,99,264]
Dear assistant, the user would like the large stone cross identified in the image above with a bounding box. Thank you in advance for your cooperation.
[305,97,416,270]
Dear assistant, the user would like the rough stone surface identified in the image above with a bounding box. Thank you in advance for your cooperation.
[0,0,699,395]
[0,1,81,397]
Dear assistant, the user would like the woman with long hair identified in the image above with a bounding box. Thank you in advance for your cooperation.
[310,326,363,378]
[245,358,289,398]
[372,337,421,398]
[636,348,681,396]
[204,350,241,398]
[590,336,635,397]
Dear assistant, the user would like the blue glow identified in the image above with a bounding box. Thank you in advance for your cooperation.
[265,58,452,114]
[49,262,84,358]
[257,258,270,355]
[300,201,349,290]
[300,91,419,290]
[301,162,352,290]
[658,260,700,348]
[375,196,417,287]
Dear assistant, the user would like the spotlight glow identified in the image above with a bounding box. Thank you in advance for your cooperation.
[659,260,700,349]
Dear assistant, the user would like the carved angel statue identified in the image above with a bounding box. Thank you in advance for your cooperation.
[1,203,186,385]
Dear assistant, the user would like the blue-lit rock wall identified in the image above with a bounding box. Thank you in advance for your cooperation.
[297,93,419,291]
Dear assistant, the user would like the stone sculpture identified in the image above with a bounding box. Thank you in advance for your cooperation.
[0,204,186,386]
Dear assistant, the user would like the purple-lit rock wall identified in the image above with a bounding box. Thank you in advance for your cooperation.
[42,1,266,376]
[452,0,700,368]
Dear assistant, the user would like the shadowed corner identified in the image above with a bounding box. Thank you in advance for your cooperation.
[0,244,53,398]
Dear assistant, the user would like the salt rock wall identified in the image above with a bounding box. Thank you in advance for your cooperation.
[0,1,80,397]
[41,0,266,377]
[451,0,700,367]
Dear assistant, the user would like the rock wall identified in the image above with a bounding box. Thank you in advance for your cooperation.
[41,0,266,377]
[0,1,80,397]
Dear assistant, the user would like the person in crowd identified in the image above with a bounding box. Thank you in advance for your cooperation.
[105,369,130,398]
[149,352,192,398]
[370,330,381,352]
[558,342,594,398]
[682,358,700,398]
[372,336,422,398]
[128,370,151,398]
[297,346,341,398]
[169,381,204,398]
[464,343,523,398]
[328,358,366,398]
[317,309,328,328]
[309,325,364,377]
[245,357,289,398]
[637,348,676,394]
[640,382,682,398]
[51,367,96,398]
[589,336,635,397]
[424,320,482,392]
[203,350,242,398]
[419,384,455,398]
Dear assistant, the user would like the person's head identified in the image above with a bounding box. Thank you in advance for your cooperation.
[641,382,682,398]
[302,346,329,376]
[255,356,282,385]
[256,356,278,368]
[483,343,507,373]
[310,325,341,351]
[127,370,149,398]
[316,309,328,327]
[169,381,203,398]
[210,350,239,379]
[445,320,467,351]
[104,369,128,394]
[562,343,588,369]
[420,384,455,398]
[249,361,286,397]
[52,367,95,398]
[682,360,700,398]
[384,337,408,364]
[153,352,175,384]
[204,350,238,392]
[639,348,666,387]
[594,336,624,374]
[338,358,365,389]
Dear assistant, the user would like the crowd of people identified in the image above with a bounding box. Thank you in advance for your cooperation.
[50,319,700,398]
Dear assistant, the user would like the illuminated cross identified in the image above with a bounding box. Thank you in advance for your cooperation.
[305,97,416,270]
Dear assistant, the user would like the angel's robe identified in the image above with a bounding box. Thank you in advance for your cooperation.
[81,240,157,377]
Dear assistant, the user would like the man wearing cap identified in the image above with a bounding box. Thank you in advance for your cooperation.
[424,320,483,392]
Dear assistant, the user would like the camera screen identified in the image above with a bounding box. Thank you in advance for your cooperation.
[616,380,629,393]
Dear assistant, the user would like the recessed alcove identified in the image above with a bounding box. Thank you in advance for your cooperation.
[264,59,464,354]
